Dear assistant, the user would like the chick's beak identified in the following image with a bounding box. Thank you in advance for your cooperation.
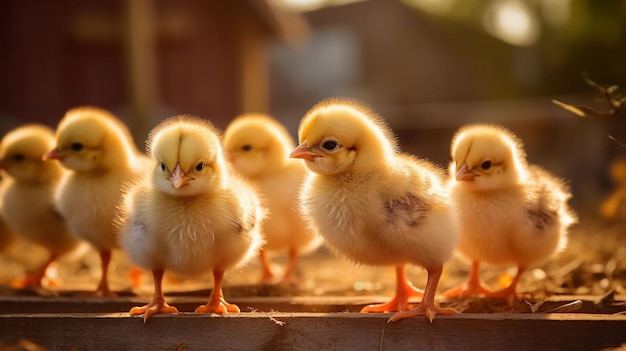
[456,163,476,181]
[170,163,191,188]
[43,147,66,161]
[289,142,320,161]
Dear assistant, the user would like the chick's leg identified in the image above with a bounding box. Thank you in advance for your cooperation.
[389,265,458,322]
[77,250,117,297]
[129,269,179,321]
[259,249,276,284]
[195,269,240,314]
[10,254,58,289]
[484,265,526,304]
[361,265,424,313]
[443,260,493,298]
[281,248,299,285]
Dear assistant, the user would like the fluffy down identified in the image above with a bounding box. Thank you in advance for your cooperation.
[44,106,148,296]
[119,115,263,320]
[291,98,459,322]
[223,114,321,284]
[0,125,81,287]
[445,124,576,302]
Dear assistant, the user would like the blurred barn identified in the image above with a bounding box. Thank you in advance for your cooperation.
[1,0,626,215]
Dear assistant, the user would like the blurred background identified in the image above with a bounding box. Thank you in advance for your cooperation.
[1,0,626,217]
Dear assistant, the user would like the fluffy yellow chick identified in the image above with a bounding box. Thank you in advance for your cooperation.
[43,107,147,297]
[290,98,458,322]
[223,114,321,284]
[119,115,263,321]
[444,124,576,302]
[0,125,81,288]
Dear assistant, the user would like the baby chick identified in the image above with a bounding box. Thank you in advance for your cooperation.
[43,107,146,297]
[444,124,576,302]
[223,114,321,284]
[0,125,81,288]
[119,115,263,321]
[290,98,458,322]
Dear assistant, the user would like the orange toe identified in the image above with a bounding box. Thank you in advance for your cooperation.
[361,295,419,313]
[361,265,424,313]
[389,303,457,323]
[130,301,179,321]
[361,285,424,313]
[195,297,240,314]
[10,274,44,289]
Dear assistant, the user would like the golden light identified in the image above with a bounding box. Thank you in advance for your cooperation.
[483,0,540,47]
[269,0,366,13]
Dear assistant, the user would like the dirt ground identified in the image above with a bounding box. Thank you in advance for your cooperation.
[1,211,625,312]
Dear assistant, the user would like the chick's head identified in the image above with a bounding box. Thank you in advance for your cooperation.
[290,98,397,176]
[0,125,63,182]
[45,107,135,172]
[147,115,226,196]
[223,114,294,177]
[451,124,527,191]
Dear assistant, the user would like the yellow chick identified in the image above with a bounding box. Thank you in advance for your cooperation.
[223,114,321,284]
[444,124,576,302]
[290,98,458,322]
[0,125,81,288]
[43,107,147,297]
[118,115,263,321]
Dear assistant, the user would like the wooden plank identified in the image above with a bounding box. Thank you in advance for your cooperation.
[1,312,625,351]
[1,294,624,314]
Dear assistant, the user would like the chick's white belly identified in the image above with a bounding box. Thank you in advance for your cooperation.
[455,200,562,266]
[125,215,257,277]
[1,187,77,254]
[57,185,120,250]
[306,193,456,268]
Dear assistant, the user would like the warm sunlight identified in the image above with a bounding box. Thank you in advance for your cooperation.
[483,0,540,46]
[269,0,366,12]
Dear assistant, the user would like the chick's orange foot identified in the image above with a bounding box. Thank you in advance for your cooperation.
[195,297,240,314]
[130,300,179,321]
[360,287,424,313]
[361,265,424,313]
[388,303,458,323]
[9,273,47,289]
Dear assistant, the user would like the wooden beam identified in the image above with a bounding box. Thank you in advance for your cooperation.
[1,294,624,314]
[122,0,158,147]
[237,10,270,115]
[1,312,625,351]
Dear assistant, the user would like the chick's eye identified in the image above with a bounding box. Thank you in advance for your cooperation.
[12,154,25,162]
[241,145,252,152]
[160,162,166,171]
[480,161,492,170]
[321,139,340,152]
[195,162,204,172]
[70,142,83,151]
